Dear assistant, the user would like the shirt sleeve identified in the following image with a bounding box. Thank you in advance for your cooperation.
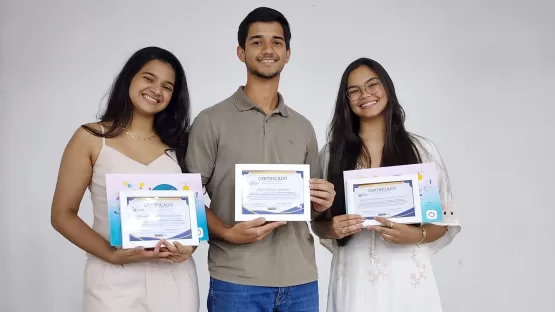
[185,111,217,186]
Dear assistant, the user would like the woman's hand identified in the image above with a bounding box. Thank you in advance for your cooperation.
[329,214,365,239]
[160,240,196,263]
[110,240,174,265]
[369,216,424,244]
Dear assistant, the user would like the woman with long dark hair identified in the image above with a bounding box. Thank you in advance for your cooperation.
[311,58,461,311]
[50,46,199,311]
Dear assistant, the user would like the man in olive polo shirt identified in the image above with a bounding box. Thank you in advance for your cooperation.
[185,7,336,312]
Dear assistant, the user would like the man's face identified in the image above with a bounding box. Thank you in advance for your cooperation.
[238,21,290,79]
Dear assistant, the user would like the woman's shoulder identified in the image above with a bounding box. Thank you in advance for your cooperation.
[81,121,114,133]
[408,133,446,169]
[68,122,108,156]
[73,122,106,142]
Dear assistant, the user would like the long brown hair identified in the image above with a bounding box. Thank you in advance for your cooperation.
[322,57,422,246]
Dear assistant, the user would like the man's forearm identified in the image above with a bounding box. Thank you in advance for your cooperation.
[310,207,320,220]
[310,218,334,239]
[205,206,230,240]
[310,201,328,220]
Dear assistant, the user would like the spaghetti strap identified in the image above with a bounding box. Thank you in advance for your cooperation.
[98,123,106,146]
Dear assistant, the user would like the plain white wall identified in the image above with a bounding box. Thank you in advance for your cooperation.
[1,0,554,311]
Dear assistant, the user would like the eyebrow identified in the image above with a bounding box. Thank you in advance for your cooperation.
[142,71,174,86]
[248,34,285,41]
[347,77,379,89]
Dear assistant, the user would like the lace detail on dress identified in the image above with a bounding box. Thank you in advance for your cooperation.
[368,257,388,283]
[410,250,427,287]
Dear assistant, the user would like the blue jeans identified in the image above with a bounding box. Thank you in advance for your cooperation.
[207,277,319,312]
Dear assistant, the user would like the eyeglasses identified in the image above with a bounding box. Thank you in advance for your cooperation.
[345,79,381,100]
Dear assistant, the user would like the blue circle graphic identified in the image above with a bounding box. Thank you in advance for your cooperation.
[152,184,177,191]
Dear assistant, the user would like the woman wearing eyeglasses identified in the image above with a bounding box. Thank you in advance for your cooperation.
[311,57,461,312]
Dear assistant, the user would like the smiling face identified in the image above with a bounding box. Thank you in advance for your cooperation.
[346,65,388,120]
[128,60,175,116]
[238,21,290,79]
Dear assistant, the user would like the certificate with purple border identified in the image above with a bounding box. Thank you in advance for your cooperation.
[235,164,311,222]
[346,174,422,226]
[343,163,444,224]
[119,190,199,249]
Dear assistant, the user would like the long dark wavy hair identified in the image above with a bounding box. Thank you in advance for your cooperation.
[323,57,422,246]
[82,46,191,172]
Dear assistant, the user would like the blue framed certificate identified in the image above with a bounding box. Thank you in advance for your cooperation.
[119,190,199,249]
[235,164,311,221]
[346,174,422,226]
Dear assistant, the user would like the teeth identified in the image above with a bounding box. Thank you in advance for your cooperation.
[142,94,159,104]
[362,101,377,108]
[261,60,275,63]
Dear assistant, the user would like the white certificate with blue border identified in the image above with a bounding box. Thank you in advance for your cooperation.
[119,190,199,249]
[346,174,421,226]
[235,164,311,221]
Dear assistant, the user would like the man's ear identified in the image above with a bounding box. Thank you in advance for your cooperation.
[237,46,246,62]
[285,48,291,64]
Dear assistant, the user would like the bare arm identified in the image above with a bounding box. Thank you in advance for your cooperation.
[51,126,173,264]
[204,206,230,240]
[371,216,449,245]
[420,224,448,243]
[310,216,334,239]
[50,127,118,264]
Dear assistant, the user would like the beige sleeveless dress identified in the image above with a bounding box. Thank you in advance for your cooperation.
[83,125,200,312]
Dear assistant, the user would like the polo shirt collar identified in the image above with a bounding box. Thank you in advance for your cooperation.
[233,86,289,117]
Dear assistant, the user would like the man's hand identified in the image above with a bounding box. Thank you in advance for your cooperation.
[310,178,336,213]
[223,217,286,244]
[329,214,365,239]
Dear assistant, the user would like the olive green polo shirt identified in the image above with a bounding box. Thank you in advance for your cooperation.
[185,86,322,287]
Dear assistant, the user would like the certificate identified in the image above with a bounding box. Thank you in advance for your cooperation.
[343,163,443,224]
[119,190,199,249]
[346,174,422,226]
[105,173,209,247]
[235,164,311,221]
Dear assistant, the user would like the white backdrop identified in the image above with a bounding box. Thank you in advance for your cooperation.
[1,0,554,311]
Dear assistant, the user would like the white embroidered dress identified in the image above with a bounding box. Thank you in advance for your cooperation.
[318,135,461,312]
